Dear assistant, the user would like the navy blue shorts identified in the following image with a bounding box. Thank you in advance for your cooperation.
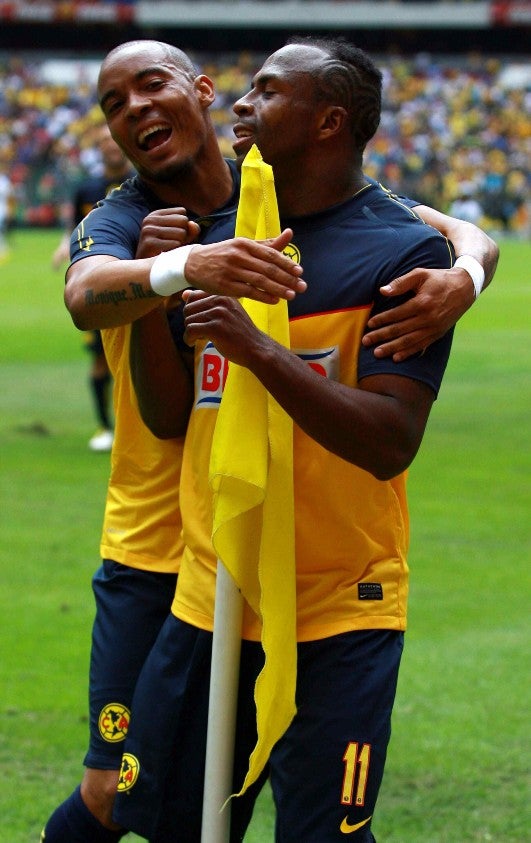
[113,616,403,842]
[84,560,178,769]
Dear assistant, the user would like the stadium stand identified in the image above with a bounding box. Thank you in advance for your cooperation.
[0,0,528,237]
[1,49,528,237]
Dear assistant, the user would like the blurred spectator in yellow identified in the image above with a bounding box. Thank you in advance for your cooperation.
[0,50,529,236]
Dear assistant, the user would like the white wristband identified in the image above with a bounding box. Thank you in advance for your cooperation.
[150,244,195,297]
[454,255,485,299]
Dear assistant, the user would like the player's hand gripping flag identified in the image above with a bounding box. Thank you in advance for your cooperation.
[208,145,297,795]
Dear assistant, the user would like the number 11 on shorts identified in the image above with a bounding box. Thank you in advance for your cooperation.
[341,742,371,806]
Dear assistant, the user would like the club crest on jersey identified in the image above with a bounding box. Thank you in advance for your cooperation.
[98,702,131,743]
[117,752,140,792]
[294,346,340,380]
[196,342,228,408]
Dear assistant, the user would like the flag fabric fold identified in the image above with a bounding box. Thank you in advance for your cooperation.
[208,145,297,794]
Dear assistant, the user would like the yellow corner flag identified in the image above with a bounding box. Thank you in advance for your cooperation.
[208,145,297,795]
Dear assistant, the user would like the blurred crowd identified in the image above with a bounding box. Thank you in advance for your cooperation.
[0,49,529,238]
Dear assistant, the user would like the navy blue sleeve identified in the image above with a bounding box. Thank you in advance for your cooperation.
[69,183,145,265]
[358,227,455,397]
[358,328,453,397]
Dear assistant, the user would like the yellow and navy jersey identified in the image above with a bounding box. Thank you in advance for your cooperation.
[70,162,240,574]
[173,182,455,640]
[99,321,185,574]
[72,172,133,226]
[69,159,240,266]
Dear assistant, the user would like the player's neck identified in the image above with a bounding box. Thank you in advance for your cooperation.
[276,164,366,218]
[144,157,234,217]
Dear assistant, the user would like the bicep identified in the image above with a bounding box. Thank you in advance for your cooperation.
[66,254,120,285]
[358,371,436,450]
[414,204,453,237]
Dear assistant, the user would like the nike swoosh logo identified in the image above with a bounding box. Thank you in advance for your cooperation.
[340,814,372,834]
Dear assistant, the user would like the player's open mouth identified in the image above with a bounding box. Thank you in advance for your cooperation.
[233,126,255,156]
[137,124,172,151]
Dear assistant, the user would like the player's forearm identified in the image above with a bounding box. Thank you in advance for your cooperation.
[446,220,498,290]
[253,346,431,479]
[65,256,161,329]
[415,206,499,290]
[66,235,307,331]
[130,308,193,439]
[228,332,429,480]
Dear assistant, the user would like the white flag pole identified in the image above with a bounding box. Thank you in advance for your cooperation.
[201,560,244,843]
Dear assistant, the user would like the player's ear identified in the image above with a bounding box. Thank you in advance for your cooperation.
[317,105,348,140]
[194,75,216,106]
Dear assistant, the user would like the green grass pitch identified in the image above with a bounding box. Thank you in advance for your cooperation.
[0,229,529,841]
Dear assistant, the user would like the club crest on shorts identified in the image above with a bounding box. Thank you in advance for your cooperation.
[98,702,131,742]
[117,752,140,791]
[283,242,300,264]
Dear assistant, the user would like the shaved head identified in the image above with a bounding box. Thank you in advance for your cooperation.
[98,40,197,91]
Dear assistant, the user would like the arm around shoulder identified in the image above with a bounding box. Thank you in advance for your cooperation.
[415,205,499,291]
[362,208,499,361]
